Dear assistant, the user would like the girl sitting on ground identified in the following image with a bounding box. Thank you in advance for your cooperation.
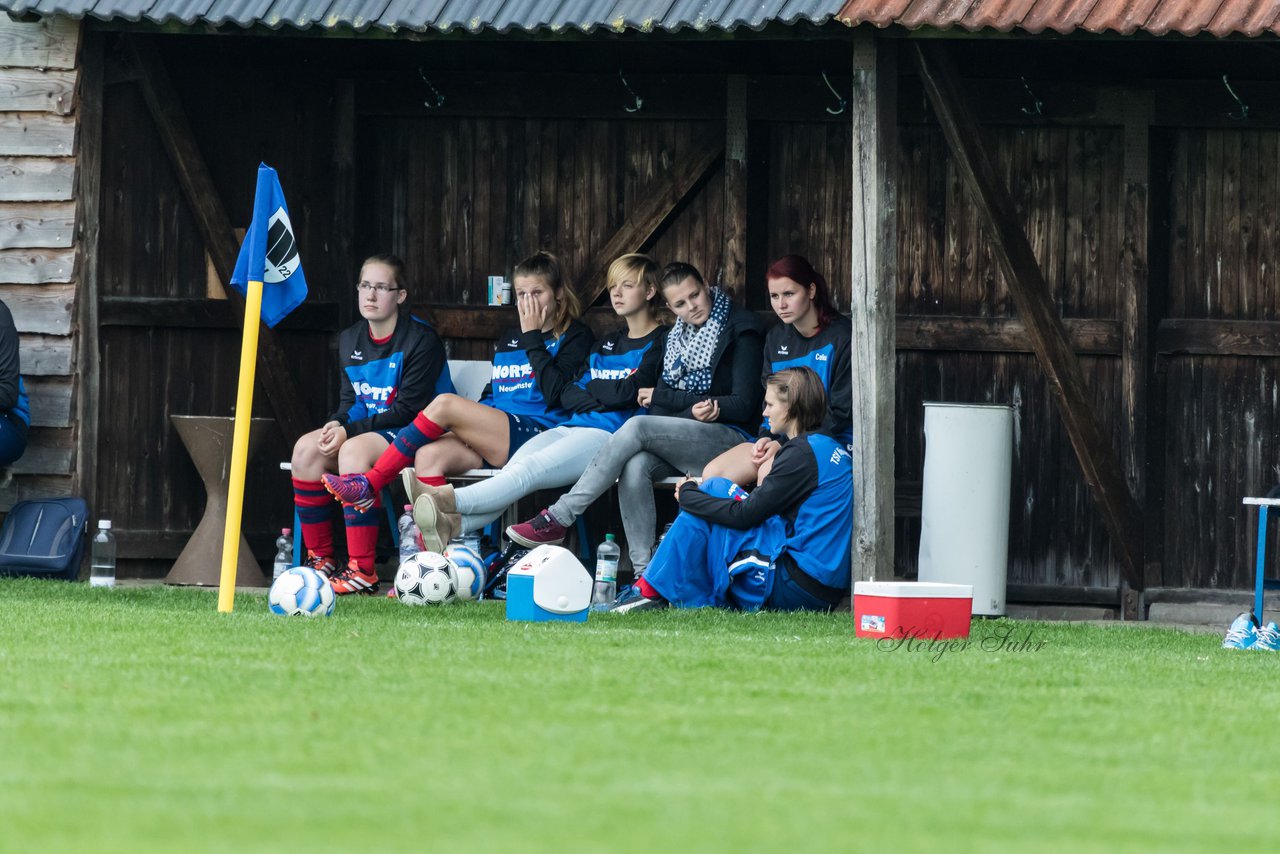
[290,254,452,595]
[506,261,766,577]
[411,254,667,551]
[612,367,852,613]
[702,254,851,487]
[322,252,592,554]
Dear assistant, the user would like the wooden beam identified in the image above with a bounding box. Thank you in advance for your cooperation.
[1120,91,1154,597]
[0,202,76,249]
[897,316,1120,355]
[0,157,74,201]
[331,79,356,331]
[1155,318,1280,357]
[0,113,76,157]
[573,126,723,307]
[743,121,772,310]
[0,283,73,334]
[74,31,102,518]
[122,35,310,443]
[0,68,77,115]
[100,296,339,332]
[0,18,79,71]
[849,31,897,584]
[0,474,71,512]
[20,333,72,375]
[357,72,726,121]
[0,247,74,282]
[913,42,1146,591]
[721,75,748,296]
[1006,583,1122,608]
[431,305,630,342]
[27,376,71,427]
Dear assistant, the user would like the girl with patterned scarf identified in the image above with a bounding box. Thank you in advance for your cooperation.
[508,262,767,578]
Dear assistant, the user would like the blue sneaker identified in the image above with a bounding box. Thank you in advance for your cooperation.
[610,584,667,614]
[1256,621,1280,651]
[1223,612,1259,650]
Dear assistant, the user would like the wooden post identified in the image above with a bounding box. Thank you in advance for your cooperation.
[849,30,898,584]
[913,42,1146,591]
[1121,90,1154,611]
[73,28,101,523]
[332,79,356,330]
[122,35,309,443]
[722,75,748,296]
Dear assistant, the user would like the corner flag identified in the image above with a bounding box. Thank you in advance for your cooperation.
[229,163,308,327]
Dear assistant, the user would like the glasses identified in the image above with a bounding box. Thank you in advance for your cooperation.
[357,282,401,294]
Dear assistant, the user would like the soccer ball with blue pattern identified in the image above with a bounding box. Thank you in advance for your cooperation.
[268,566,336,617]
[444,543,487,601]
[395,551,457,605]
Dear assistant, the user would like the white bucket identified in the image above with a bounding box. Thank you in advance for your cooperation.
[917,402,1014,616]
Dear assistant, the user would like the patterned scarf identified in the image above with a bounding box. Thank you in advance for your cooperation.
[662,286,732,394]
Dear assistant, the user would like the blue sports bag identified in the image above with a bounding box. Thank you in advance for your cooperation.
[0,497,88,581]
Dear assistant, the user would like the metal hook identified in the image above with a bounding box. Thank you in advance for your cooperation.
[618,69,643,113]
[418,67,445,109]
[821,70,847,116]
[1223,74,1249,121]
[1019,77,1043,117]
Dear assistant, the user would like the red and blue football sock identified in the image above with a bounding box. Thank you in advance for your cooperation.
[343,496,382,575]
[366,413,447,491]
[293,477,336,560]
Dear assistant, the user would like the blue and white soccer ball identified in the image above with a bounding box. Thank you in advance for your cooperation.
[268,566,336,617]
[395,551,457,606]
[444,543,487,601]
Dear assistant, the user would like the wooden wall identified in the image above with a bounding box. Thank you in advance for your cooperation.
[89,32,858,573]
[1160,129,1280,588]
[79,28,1280,592]
[95,38,340,572]
[894,124,1127,588]
[0,18,80,510]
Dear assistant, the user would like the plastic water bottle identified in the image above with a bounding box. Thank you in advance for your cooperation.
[272,528,293,580]
[397,505,420,564]
[591,533,620,611]
[89,520,116,588]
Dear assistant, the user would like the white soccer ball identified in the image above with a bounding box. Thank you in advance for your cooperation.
[444,543,488,601]
[395,551,457,606]
[268,566,336,617]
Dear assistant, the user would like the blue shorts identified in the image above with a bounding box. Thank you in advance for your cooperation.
[505,413,546,458]
[0,411,26,467]
[765,559,840,612]
[374,428,398,444]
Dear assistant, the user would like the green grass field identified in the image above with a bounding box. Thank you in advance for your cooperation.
[1,578,1276,853]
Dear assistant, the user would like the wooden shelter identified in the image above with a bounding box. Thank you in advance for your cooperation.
[3,0,1280,612]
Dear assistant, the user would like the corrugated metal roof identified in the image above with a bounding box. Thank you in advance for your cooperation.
[839,0,1280,37]
[0,0,846,32]
[7,0,1278,36]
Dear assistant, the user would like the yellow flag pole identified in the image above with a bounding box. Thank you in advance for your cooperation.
[217,278,264,613]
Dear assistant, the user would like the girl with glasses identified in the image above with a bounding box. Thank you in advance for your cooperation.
[323,252,592,550]
[290,254,452,595]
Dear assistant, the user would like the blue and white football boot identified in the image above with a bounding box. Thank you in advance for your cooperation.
[1254,621,1280,651]
[1223,612,1259,650]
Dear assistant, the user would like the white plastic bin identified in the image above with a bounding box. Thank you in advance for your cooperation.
[917,402,1014,616]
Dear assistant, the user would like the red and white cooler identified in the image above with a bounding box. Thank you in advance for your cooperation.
[853,581,974,640]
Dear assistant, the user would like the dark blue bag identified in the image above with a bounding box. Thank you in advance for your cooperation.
[0,497,88,580]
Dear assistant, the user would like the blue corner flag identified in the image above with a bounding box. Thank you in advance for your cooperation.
[229,163,308,327]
